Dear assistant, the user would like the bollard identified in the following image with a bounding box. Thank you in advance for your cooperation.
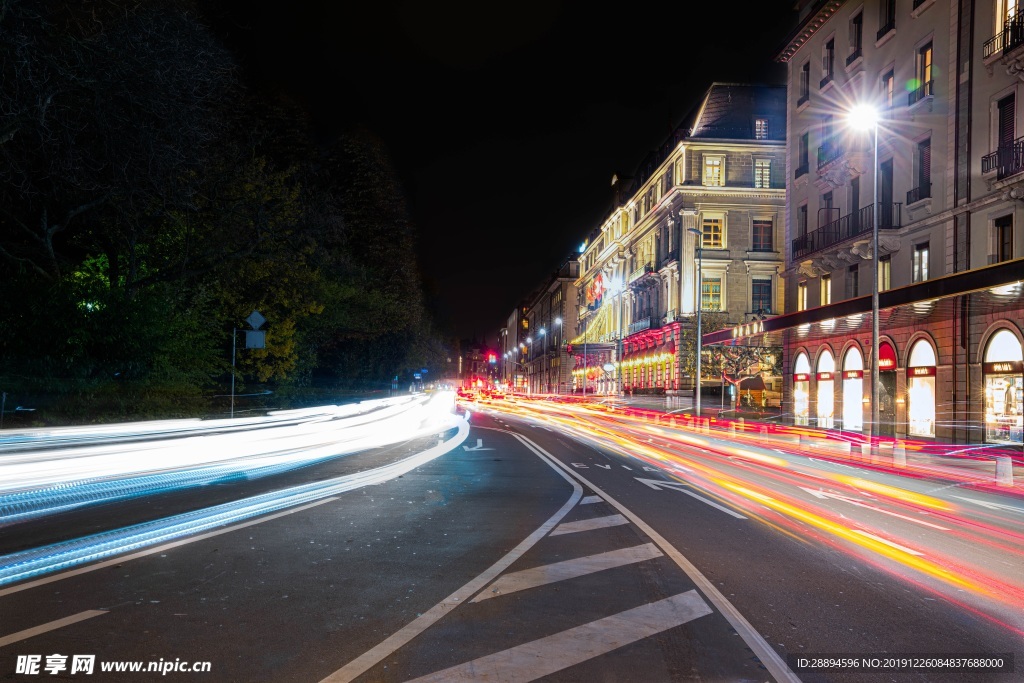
[893,442,906,468]
[996,456,1014,487]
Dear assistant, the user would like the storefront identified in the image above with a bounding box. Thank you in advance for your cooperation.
[816,349,835,429]
[842,346,863,432]
[906,339,936,438]
[876,341,898,437]
[983,329,1023,444]
[793,352,811,426]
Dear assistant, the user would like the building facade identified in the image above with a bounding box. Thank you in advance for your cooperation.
[524,260,580,394]
[571,83,788,395]
[725,0,1024,445]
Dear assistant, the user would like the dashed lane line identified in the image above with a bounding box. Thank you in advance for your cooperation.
[549,514,629,536]
[404,591,712,683]
[0,610,107,648]
[471,543,663,603]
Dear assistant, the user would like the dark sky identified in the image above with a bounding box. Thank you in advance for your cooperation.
[208,1,800,344]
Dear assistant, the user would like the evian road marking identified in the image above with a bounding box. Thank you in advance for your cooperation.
[549,514,629,536]
[471,543,663,602]
[406,591,712,683]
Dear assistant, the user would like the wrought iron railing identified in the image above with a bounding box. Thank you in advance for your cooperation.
[819,72,834,89]
[907,80,934,106]
[984,12,1024,58]
[628,317,657,335]
[791,203,902,260]
[794,162,809,178]
[906,183,931,204]
[982,136,1024,179]
[876,17,895,41]
[845,47,862,66]
[628,262,654,283]
[797,92,809,108]
[817,142,843,170]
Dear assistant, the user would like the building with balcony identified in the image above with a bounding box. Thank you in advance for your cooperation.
[570,82,787,395]
[521,260,580,394]
[708,0,1024,446]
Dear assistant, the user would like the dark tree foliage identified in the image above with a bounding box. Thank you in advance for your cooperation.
[0,0,450,423]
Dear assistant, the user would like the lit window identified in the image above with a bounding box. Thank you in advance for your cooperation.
[702,276,722,311]
[820,274,832,305]
[754,159,772,188]
[797,282,808,311]
[704,156,724,186]
[755,118,768,140]
[702,216,724,249]
[879,255,891,291]
[882,69,895,108]
[913,242,930,282]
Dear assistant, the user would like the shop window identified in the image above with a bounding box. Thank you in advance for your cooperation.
[793,352,811,426]
[842,347,864,431]
[984,329,1024,443]
[907,339,936,437]
[817,350,836,429]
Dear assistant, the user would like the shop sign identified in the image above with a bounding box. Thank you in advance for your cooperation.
[908,366,936,377]
[984,361,1024,374]
[816,372,833,380]
[794,373,810,382]
[843,370,863,379]
[878,342,897,370]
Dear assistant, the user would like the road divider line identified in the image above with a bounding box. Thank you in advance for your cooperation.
[319,429,583,683]
[471,543,663,602]
[852,530,923,556]
[406,591,712,683]
[512,432,802,683]
[579,495,603,505]
[0,610,107,648]
[550,514,629,536]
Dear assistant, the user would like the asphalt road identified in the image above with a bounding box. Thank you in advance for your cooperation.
[1,399,1021,682]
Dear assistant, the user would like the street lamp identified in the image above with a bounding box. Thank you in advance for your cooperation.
[527,336,534,394]
[608,278,625,398]
[539,328,547,393]
[554,317,563,394]
[848,104,881,446]
[687,226,703,417]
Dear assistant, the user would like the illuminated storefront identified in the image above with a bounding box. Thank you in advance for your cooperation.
[876,341,898,437]
[983,329,1023,444]
[816,349,835,429]
[906,339,936,438]
[793,352,810,426]
[842,346,863,432]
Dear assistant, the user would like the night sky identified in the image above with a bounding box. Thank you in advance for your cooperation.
[208,1,800,344]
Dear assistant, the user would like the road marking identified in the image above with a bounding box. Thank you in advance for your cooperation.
[525,437,801,683]
[320,434,583,683]
[952,495,1024,514]
[852,530,923,556]
[799,487,950,530]
[471,543,663,602]
[0,610,107,648]
[550,514,629,536]
[579,495,603,505]
[462,438,494,451]
[635,478,747,519]
[406,591,712,683]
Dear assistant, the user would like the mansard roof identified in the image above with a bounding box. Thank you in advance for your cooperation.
[686,82,787,141]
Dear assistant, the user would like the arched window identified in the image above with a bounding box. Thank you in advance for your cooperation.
[984,328,1023,443]
[816,349,835,428]
[842,347,864,431]
[907,338,936,437]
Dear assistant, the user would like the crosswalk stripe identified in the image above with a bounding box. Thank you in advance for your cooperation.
[550,514,628,536]
[404,591,712,683]
[471,543,663,602]
[579,495,602,505]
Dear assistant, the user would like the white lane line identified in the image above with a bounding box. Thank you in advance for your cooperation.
[406,591,712,683]
[471,543,663,603]
[0,610,107,648]
[852,530,923,556]
[579,495,603,505]
[0,498,338,598]
[320,438,583,683]
[513,433,802,683]
[549,514,629,536]
[675,487,748,519]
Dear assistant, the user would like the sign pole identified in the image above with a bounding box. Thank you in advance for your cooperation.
[230,327,237,419]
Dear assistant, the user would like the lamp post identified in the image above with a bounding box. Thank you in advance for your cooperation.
[687,226,703,417]
[849,104,881,446]
[527,336,534,394]
[554,317,563,394]
[539,328,547,393]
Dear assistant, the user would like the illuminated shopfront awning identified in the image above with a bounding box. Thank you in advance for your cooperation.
[702,258,1024,349]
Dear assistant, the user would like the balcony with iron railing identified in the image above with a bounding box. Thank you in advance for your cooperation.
[906,182,931,205]
[907,80,933,107]
[797,91,809,108]
[982,136,1024,180]
[819,71,834,89]
[660,248,679,269]
[791,203,902,260]
[984,12,1024,59]
[876,17,896,41]
[845,47,862,66]
[628,262,655,283]
[794,161,809,179]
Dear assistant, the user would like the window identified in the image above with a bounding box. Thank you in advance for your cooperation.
[796,132,809,177]
[848,265,859,297]
[799,62,811,105]
[910,138,931,203]
[798,204,808,237]
[848,11,863,64]
[755,118,768,140]
[998,93,1016,154]
[752,218,773,251]
[910,43,933,105]
[797,281,808,311]
[879,255,891,291]
[820,274,832,305]
[702,276,722,311]
[913,242,930,282]
[821,37,835,87]
[704,155,724,186]
[882,69,895,108]
[752,278,772,314]
[702,216,723,249]
[878,0,896,40]
[996,215,1014,262]
[754,159,771,188]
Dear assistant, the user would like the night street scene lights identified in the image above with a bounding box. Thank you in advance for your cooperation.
[847,102,882,447]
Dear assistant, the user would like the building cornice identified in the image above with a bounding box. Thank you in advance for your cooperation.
[775,0,845,64]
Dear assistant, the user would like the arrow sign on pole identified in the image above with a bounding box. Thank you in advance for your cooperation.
[634,478,746,519]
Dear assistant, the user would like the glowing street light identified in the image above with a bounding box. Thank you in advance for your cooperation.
[848,103,881,445]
